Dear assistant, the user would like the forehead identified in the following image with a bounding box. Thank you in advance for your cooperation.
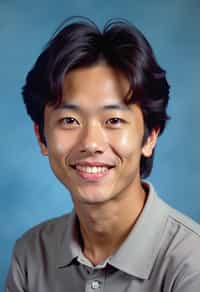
[60,64,130,109]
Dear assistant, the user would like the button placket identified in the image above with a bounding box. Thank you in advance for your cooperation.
[91,280,100,289]
[85,276,105,292]
[85,267,106,292]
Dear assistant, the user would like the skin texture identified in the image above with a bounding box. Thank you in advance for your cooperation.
[35,64,159,264]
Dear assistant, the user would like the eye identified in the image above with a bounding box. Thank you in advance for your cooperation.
[63,117,78,124]
[106,117,125,127]
[60,117,80,127]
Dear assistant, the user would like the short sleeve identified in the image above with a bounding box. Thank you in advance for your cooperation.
[172,271,200,291]
[5,240,27,292]
[171,235,200,292]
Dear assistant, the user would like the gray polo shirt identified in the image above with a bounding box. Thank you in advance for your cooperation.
[6,183,200,292]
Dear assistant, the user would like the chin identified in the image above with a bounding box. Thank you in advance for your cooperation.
[73,190,113,205]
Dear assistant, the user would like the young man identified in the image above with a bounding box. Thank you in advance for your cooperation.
[6,18,200,292]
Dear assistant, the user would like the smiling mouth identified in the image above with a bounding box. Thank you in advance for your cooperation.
[70,164,114,181]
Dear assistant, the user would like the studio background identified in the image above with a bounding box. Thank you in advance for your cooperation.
[1,0,200,290]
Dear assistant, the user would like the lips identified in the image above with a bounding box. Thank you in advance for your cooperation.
[70,161,115,181]
[70,161,115,169]
[76,165,109,173]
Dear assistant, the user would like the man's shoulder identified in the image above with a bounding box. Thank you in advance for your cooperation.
[16,212,72,250]
[147,193,200,289]
[147,182,200,244]
[159,200,200,273]
[163,200,200,238]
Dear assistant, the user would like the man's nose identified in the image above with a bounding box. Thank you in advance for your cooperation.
[79,123,107,154]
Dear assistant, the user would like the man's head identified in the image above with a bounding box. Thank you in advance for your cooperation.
[22,18,170,180]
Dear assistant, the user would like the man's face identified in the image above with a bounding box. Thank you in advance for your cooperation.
[37,64,157,206]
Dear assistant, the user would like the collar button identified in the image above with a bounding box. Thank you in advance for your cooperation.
[91,280,100,289]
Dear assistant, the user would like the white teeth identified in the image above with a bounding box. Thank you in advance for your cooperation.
[76,165,108,173]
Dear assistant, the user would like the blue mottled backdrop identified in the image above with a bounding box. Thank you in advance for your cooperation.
[1,0,200,290]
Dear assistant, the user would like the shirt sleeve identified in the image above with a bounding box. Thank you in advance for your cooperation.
[171,243,200,292]
[173,272,200,292]
[5,240,27,292]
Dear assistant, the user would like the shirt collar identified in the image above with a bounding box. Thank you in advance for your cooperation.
[57,182,169,279]
[109,182,168,279]
[57,210,81,268]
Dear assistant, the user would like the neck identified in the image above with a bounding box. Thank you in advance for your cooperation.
[74,182,147,265]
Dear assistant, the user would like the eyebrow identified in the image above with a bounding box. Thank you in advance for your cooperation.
[55,103,80,111]
[55,102,129,111]
[102,104,128,111]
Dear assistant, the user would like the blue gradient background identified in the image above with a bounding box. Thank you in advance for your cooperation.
[1,0,200,290]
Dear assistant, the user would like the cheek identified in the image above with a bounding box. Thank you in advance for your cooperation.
[111,129,143,160]
[53,142,67,154]
[46,131,75,159]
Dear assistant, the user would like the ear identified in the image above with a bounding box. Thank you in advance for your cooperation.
[34,124,48,156]
[142,128,160,157]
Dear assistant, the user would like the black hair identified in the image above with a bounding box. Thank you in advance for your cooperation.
[22,17,170,178]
